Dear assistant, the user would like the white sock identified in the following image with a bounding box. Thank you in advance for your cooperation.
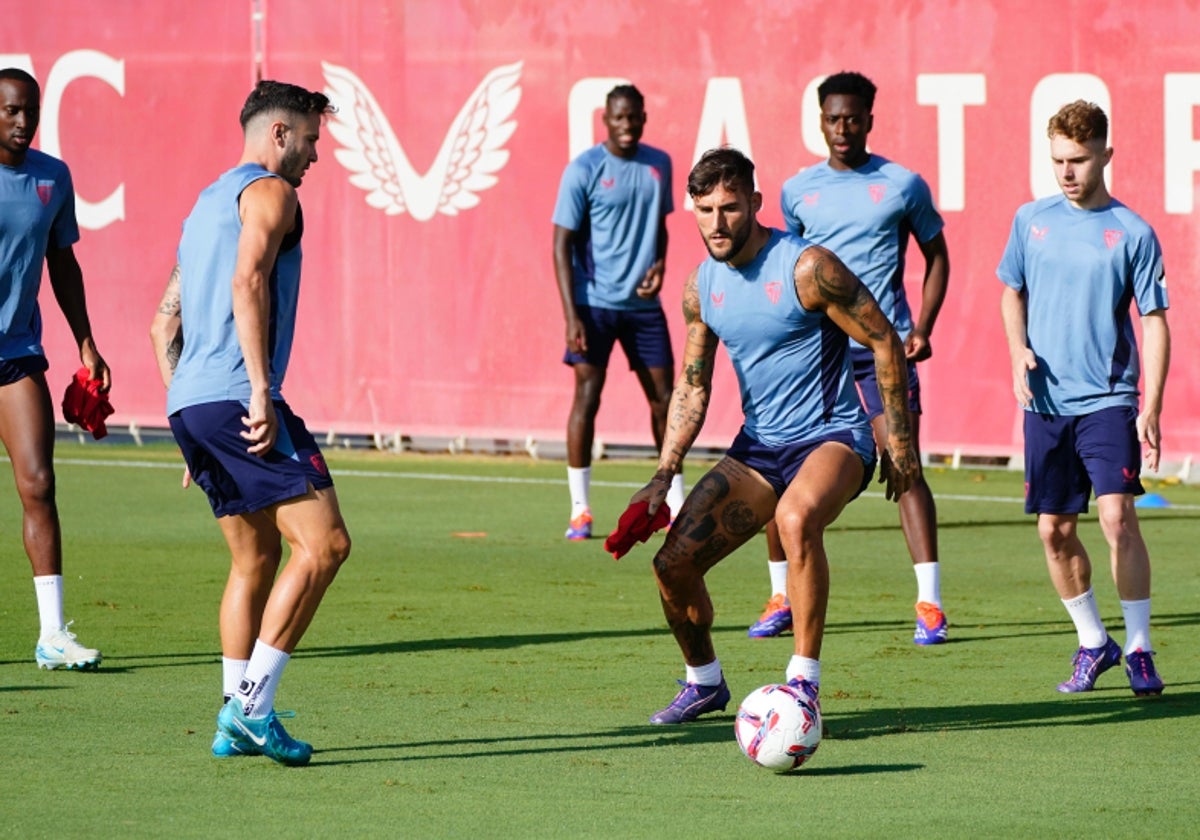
[667,473,686,519]
[914,562,941,606]
[33,575,65,637]
[1120,598,1153,654]
[222,657,249,704]
[768,560,789,598]
[786,655,820,686]
[685,659,723,686]
[1062,589,1107,649]
[567,466,591,517]
[236,641,290,718]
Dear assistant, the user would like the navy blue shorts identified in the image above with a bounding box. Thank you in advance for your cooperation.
[1023,405,1144,515]
[0,355,48,386]
[851,347,921,420]
[726,427,877,499]
[169,400,333,518]
[563,305,674,370]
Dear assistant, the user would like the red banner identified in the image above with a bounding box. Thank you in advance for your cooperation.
[8,2,1200,464]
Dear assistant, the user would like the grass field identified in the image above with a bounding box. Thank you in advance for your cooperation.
[2,443,1198,838]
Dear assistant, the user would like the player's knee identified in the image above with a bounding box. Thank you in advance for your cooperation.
[774,505,823,548]
[16,465,55,507]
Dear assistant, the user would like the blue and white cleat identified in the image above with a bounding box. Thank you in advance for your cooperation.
[211,729,261,758]
[1056,636,1121,693]
[217,698,313,766]
[649,678,731,724]
[35,622,102,671]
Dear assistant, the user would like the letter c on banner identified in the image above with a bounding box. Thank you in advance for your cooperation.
[42,50,126,230]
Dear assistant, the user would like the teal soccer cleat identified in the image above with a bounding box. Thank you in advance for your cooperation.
[217,698,313,766]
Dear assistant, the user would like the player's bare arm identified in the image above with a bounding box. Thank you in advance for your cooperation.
[233,176,296,456]
[796,245,918,500]
[999,285,1036,409]
[150,264,183,388]
[633,268,716,515]
[552,224,586,352]
[637,217,669,298]
[1138,309,1170,472]
[45,244,110,391]
[907,231,949,361]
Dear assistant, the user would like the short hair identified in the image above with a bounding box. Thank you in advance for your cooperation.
[605,84,644,111]
[0,67,39,94]
[817,71,877,110]
[1047,100,1108,145]
[239,80,334,130]
[687,147,755,198]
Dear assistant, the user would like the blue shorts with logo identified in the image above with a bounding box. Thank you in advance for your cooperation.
[563,305,674,370]
[850,347,921,420]
[1023,405,1144,515]
[169,399,333,518]
[0,355,49,386]
[726,427,877,499]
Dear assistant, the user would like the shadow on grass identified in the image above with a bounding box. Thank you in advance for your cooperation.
[826,688,1200,740]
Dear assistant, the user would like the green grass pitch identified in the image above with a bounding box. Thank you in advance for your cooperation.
[1,444,1198,838]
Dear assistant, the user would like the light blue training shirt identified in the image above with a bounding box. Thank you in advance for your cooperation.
[552,143,673,311]
[996,194,1168,416]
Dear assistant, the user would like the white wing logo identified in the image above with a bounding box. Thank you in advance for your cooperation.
[322,60,523,221]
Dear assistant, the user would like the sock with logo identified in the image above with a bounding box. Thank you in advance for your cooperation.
[33,575,65,638]
[1062,589,1107,649]
[222,657,249,708]
[567,466,590,519]
[235,641,290,719]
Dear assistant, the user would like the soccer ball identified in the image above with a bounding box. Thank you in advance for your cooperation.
[734,683,822,771]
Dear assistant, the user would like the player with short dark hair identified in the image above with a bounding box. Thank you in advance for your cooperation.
[752,70,951,646]
[998,99,1169,696]
[552,84,684,540]
[0,67,110,670]
[151,80,350,765]
[627,146,918,725]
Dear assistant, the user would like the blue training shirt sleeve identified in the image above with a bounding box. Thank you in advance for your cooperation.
[996,208,1027,290]
[779,176,801,235]
[1131,227,1169,315]
[551,156,589,231]
[48,163,81,250]
[903,172,944,244]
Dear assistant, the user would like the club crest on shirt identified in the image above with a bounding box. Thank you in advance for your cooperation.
[764,280,783,305]
[1104,229,1123,249]
[868,184,886,203]
[36,182,53,206]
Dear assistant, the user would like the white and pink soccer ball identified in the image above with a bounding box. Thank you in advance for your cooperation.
[734,683,822,771]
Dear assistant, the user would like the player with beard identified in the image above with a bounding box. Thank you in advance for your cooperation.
[622,147,919,724]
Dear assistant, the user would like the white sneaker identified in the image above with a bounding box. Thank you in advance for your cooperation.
[35,622,102,670]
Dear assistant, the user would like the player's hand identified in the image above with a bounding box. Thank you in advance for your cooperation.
[904,330,931,362]
[241,392,278,456]
[632,472,672,519]
[878,440,919,502]
[1137,409,1162,473]
[1011,348,1037,409]
[636,261,665,299]
[181,465,192,489]
[79,338,112,393]
[565,317,587,354]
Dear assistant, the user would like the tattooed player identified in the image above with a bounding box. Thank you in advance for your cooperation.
[624,147,918,725]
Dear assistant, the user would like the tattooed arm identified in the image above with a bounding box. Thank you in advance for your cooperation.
[150,264,183,388]
[795,245,918,501]
[634,266,720,517]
